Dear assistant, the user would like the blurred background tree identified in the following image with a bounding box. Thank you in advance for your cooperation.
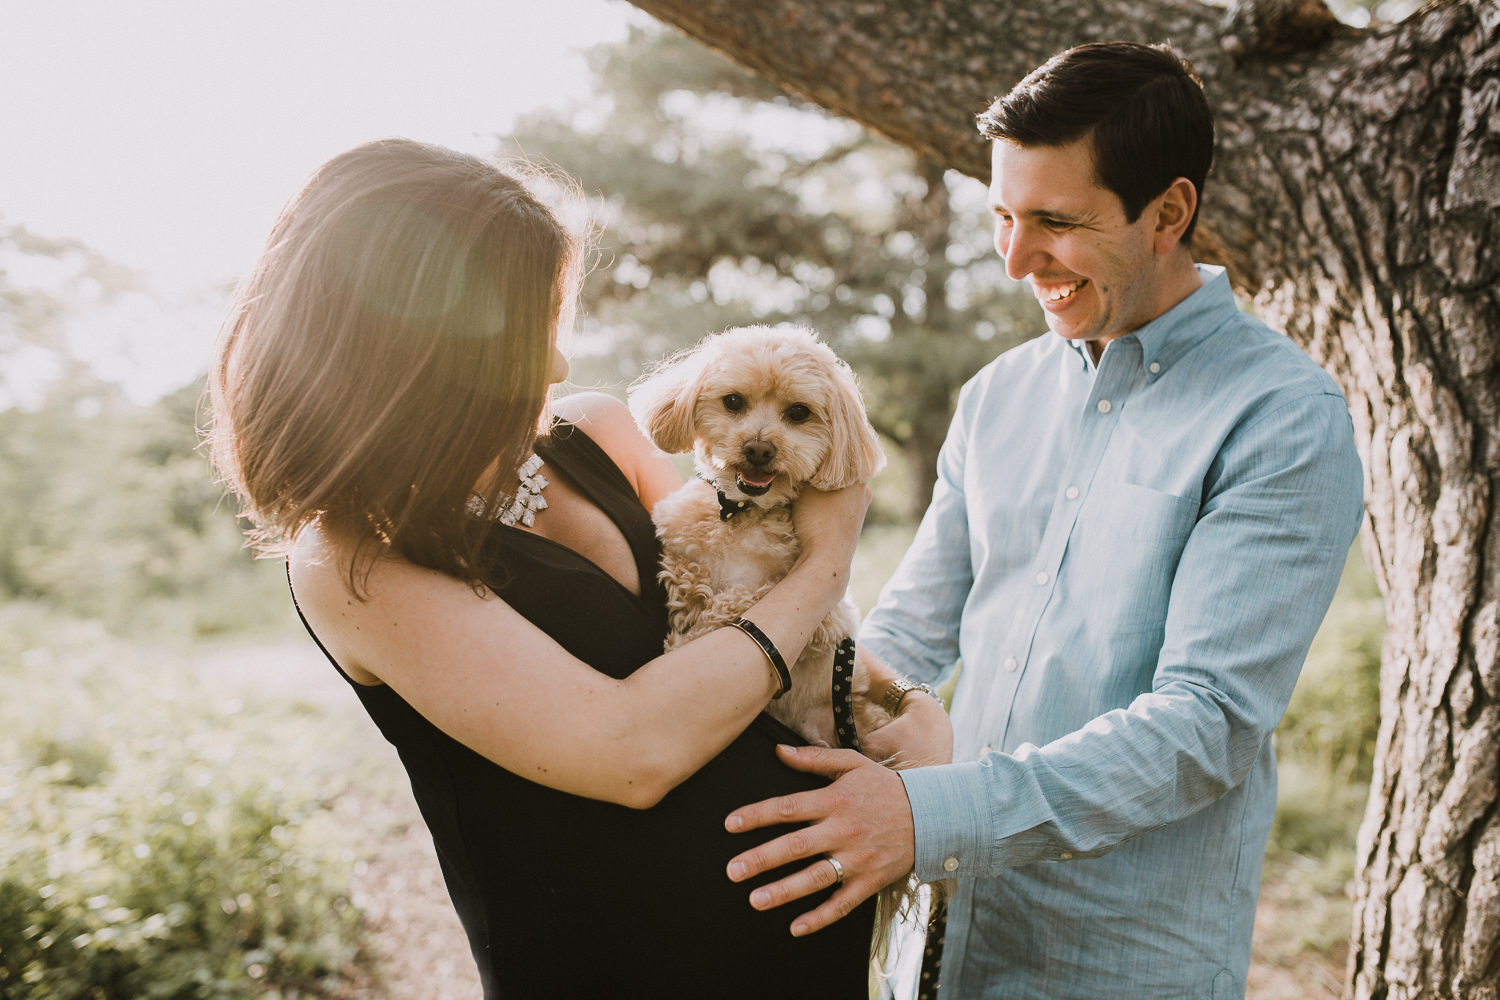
[507,27,1043,519]
[0,224,366,997]
[0,223,286,639]
[0,223,134,409]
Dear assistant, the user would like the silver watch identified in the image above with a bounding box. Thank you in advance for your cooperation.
[883,676,938,716]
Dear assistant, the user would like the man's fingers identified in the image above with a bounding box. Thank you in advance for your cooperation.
[745,855,843,912]
[724,745,915,935]
[771,742,867,777]
[788,886,872,937]
[739,854,881,938]
[726,822,827,883]
[726,787,824,837]
[724,744,865,835]
[748,858,888,937]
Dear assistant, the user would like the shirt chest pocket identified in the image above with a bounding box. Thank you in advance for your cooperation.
[1062,481,1200,634]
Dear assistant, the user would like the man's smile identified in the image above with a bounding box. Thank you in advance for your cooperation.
[1034,278,1087,304]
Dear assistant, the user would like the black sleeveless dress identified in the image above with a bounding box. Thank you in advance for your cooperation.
[292,422,875,999]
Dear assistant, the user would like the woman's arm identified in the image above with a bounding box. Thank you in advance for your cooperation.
[289,482,869,809]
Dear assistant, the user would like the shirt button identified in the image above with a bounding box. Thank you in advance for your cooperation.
[1003,657,1018,672]
[1096,399,1112,414]
[1065,486,1079,500]
[1149,362,1161,374]
[1035,571,1049,586]
[943,857,960,873]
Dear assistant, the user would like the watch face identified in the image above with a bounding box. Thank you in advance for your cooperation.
[884,679,913,715]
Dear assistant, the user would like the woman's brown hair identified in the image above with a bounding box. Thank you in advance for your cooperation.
[208,137,579,593]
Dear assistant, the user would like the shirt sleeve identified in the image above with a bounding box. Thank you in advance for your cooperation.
[859,379,977,686]
[900,389,1365,880]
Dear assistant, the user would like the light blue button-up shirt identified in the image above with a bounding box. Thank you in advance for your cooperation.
[863,266,1365,999]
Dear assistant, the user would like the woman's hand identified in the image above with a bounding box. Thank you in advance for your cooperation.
[858,649,953,769]
[790,482,871,579]
[861,688,953,769]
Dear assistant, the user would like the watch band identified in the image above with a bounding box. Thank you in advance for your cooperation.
[883,675,937,716]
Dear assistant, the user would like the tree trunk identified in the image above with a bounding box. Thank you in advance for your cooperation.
[624,0,1500,996]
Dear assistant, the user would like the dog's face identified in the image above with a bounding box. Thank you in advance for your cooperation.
[630,326,885,508]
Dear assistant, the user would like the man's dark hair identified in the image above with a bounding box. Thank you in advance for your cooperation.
[977,42,1214,243]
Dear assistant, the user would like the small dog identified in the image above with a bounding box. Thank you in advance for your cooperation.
[629,325,889,749]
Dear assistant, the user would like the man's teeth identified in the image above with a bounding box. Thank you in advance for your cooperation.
[1042,280,1085,302]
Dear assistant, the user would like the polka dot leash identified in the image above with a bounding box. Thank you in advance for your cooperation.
[916,896,948,999]
[832,637,860,752]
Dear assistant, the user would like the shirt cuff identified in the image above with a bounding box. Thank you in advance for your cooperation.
[899,761,993,881]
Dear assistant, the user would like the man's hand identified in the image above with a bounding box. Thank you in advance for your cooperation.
[725,744,916,936]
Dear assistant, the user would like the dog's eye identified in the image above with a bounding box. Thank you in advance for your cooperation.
[723,394,745,413]
[786,403,812,423]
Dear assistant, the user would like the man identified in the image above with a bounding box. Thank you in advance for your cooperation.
[724,41,1365,998]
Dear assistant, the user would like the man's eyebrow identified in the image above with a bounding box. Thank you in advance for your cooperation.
[988,202,1094,223]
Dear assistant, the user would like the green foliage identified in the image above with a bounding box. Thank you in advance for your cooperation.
[848,523,918,615]
[1271,545,1384,860]
[0,377,293,641]
[1278,547,1384,788]
[0,221,287,641]
[0,607,368,999]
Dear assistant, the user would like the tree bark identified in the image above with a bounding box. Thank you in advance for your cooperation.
[623,0,1500,996]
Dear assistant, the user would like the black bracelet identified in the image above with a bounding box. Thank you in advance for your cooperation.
[729,616,791,698]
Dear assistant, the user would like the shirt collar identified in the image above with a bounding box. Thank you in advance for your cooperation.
[1065,264,1234,374]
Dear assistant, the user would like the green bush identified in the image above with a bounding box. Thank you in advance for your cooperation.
[0,380,294,643]
[1278,548,1384,785]
[1270,544,1385,864]
[0,610,368,999]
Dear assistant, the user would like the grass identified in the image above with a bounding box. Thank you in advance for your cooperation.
[0,603,384,999]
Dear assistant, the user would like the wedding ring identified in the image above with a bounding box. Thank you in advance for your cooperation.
[825,855,845,885]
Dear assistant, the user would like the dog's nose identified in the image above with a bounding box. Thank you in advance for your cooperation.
[743,440,777,467]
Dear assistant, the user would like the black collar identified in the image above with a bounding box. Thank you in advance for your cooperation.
[710,482,753,521]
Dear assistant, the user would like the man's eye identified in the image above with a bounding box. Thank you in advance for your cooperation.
[786,403,812,423]
[1043,218,1075,232]
[723,394,745,412]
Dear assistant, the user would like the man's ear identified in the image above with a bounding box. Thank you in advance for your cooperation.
[1153,177,1198,255]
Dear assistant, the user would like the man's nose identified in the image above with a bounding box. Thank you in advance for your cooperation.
[1001,224,1042,281]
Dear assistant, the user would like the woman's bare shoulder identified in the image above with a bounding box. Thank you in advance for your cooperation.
[553,391,683,510]
[286,524,442,685]
[552,391,633,445]
[286,523,347,612]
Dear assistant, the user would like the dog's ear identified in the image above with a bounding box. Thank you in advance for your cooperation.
[809,359,886,491]
[628,345,708,454]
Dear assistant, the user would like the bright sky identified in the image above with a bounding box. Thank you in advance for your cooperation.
[0,0,644,401]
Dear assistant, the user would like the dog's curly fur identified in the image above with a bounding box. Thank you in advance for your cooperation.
[629,325,888,748]
[632,325,944,960]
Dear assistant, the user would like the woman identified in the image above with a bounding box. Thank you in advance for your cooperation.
[209,137,946,997]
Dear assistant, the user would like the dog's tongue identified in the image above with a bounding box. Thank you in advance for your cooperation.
[738,469,777,489]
